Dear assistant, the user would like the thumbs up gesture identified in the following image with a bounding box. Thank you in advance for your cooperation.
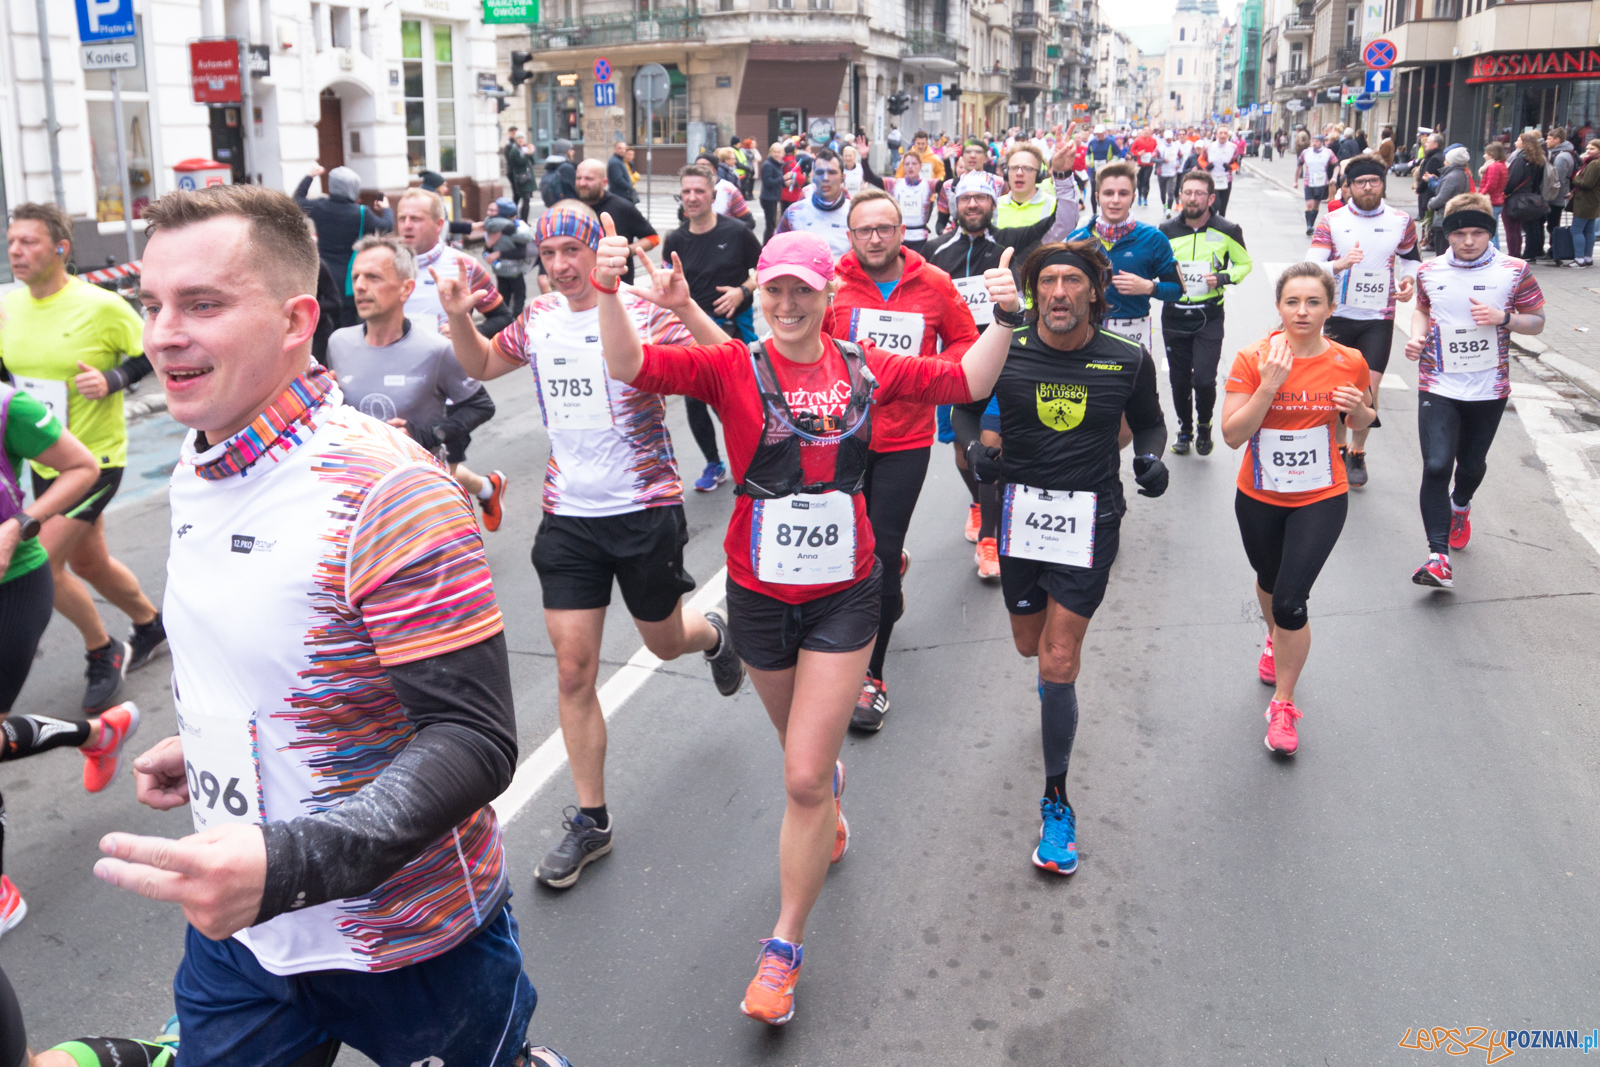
[983,246,1021,314]
[592,212,631,292]
[1334,240,1364,273]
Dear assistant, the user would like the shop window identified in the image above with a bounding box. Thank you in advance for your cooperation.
[1567,80,1600,148]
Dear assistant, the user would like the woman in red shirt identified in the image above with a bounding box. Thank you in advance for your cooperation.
[1480,141,1509,249]
[1221,263,1374,756]
[592,224,1020,1025]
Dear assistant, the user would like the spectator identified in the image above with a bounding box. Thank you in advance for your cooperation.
[895,129,946,182]
[293,163,393,327]
[1503,130,1548,259]
[506,133,539,219]
[760,141,785,241]
[1569,139,1600,267]
[1376,126,1396,170]
[608,139,638,203]
[1545,126,1578,255]
[540,138,579,206]
[1480,141,1509,249]
[1414,133,1444,225]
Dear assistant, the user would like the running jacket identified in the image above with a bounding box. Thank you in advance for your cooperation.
[1067,220,1182,321]
[1158,213,1252,308]
[822,248,980,452]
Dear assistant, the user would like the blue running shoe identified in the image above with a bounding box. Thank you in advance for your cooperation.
[1032,797,1078,875]
[694,461,727,492]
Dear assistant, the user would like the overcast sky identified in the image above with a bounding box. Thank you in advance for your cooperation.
[1104,0,1240,28]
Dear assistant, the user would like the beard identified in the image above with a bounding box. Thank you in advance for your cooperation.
[960,210,994,234]
[1039,300,1083,336]
[1182,204,1207,220]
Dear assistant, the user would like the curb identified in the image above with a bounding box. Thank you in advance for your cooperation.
[1514,336,1600,403]
[125,390,169,424]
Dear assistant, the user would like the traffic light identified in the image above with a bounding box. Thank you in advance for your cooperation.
[496,95,511,113]
[887,91,911,116]
[510,50,533,89]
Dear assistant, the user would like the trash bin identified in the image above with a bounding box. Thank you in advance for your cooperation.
[172,158,233,191]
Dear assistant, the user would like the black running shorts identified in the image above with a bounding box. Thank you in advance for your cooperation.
[999,517,1120,620]
[1324,315,1396,375]
[31,466,122,525]
[531,505,695,622]
[725,558,882,672]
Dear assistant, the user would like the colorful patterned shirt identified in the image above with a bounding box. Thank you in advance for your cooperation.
[1415,249,1544,401]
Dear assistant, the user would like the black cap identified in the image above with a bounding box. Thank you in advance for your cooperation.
[419,169,446,191]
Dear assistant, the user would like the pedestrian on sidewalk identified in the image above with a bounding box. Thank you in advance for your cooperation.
[1503,131,1548,260]
[1480,142,1508,249]
[1568,139,1600,267]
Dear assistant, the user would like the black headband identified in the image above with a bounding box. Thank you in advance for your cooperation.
[1343,158,1387,183]
[1038,249,1098,279]
[1442,209,1497,234]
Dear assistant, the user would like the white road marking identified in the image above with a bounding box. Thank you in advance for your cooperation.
[1381,374,1410,391]
[1509,398,1600,558]
[491,567,729,825]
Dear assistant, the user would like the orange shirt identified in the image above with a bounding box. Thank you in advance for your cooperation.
[1225,334,1371,506]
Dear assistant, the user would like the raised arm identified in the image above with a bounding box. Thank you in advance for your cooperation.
[594,214,647,384]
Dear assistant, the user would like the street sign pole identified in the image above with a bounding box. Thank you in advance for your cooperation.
[646,94,653,209]
[239,36,253,183]
[36,0,67,207]
[110,66,137,262]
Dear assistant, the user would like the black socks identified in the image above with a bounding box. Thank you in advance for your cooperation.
[1,715,92,761]
[579,805,609,831]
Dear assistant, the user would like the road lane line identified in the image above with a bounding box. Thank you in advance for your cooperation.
[1507,398,1600,558]
[492,566,729,825]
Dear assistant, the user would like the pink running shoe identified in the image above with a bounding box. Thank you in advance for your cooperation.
[82,702,141,793]
[1449,507,1472,551]
[1412,555,1453,589]
[1257,634,1276,686]
[1264,699,1303,755]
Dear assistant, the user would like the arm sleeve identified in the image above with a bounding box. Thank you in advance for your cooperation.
[1511,263,1545,312]
[101,355,153,393]
[1126,352,1167,456]
[374,207,395,233]
[624,201,658,240]
[256,632,516,922]
[862,159,885,189]
[949,400,986,449]
[425,384,496,449]
[632,340,743,408]
[1222,231,1252,286]
[867,345,974,406]
[293,175,314,204]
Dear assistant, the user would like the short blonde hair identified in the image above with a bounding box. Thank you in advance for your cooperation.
[1444,192,1493,216]
[396,187,446,222]
[845,186,900,225]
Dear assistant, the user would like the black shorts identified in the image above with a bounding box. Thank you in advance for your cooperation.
[32,466,122,525]
[444,430,471,466]
[1324,316,1395,375]
[531,505,695,622]
[1304,185,1329,202]
[725,558,882,672]
[999,517,1121,620]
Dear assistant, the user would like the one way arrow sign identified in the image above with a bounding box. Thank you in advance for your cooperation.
[1364,68,1393,94]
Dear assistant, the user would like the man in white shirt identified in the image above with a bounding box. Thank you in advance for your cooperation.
[776,147,852,257]
[1295,133,1337,235]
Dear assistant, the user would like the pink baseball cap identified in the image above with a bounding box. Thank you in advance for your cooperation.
[756,232,835,289]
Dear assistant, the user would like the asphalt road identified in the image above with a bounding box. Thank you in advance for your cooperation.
[5,173,1600,1065]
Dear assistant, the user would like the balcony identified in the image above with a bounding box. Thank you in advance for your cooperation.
[1013,11,1041,35]
[1281,12,1312,36]
[1334,43,1363,69]
[975,67,1011,95]
[532,7,700,50]
[1278,68,1308,86]
[1012,65,1045,90]
[902,29,960,71]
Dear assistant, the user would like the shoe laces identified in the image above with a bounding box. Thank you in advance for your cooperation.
[558,805,599,835]
[1269,700,1302,729]
[978,539,999,563]
[752,939,799,991]
[1040,799,1075,848]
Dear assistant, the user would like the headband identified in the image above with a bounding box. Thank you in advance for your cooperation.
[1038,248,1099,279]
[535,208,602,250]
[1343,158,1387,183]
[1442,209,1497,235]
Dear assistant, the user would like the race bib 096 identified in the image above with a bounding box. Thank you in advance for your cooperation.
[175,703,263,833]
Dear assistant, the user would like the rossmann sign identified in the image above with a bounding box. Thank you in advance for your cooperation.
[1466,49,1600,83]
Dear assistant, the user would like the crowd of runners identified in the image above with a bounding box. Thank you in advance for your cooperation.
[0,111,1547,1060]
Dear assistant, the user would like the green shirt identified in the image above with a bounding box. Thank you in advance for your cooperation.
[0,277,143,475]
[3,389,63,583]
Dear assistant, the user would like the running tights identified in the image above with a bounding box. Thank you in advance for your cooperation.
[1040,678,1079,803]
[862,446,931,680]
[684,397,721,465]
[1158,174,1176,209]
[1418,392,1508,555]
[1136,165,1153,201]
[0,566,54,714]
[1164,316,1225,431]
[1214,187,1231,216]
[954,445,980,505]
[1234,490,1348,631]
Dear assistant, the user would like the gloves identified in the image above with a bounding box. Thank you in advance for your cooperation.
[964,440,1004,483]
[1132,454,1169,498]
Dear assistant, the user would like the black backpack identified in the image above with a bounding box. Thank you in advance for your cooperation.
[539,167,564,208]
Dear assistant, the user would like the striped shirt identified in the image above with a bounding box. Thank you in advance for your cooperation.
[1415,249,1543,401]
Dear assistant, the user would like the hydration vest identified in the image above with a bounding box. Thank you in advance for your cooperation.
[735,339,877,499]
[0,385,24,528]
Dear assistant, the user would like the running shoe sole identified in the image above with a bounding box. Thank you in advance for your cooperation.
[1031,845,1078,875]
[1265,734,1299,756]
[534,837,614,889]
[740,999,796,1026]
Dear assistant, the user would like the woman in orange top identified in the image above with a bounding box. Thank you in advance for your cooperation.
[1221,262,1375,756]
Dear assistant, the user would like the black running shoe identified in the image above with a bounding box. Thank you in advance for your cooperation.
[1346,450,1368,488]
[534,808,613,889]
[1195,422,1213,456]
[82,640,129,712]
[127,613,167,672]
[1171,431,1192,456]
[850,675,890,732]
[704,610,745,696]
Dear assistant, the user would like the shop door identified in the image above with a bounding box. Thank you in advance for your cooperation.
[770,108,805,145]
[317,92,345,193]
[208,107,247,184]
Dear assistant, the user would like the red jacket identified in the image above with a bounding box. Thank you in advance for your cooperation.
[1481,160,1508,206]
[822,247,980,452]
[1130,136,1158,166]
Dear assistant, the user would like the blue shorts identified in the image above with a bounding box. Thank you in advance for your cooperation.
[173,903,536,1067]
[981,395,1002,435]
[935,405,955,443]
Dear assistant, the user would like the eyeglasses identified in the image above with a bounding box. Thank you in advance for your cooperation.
[1350,177,1384,188]
[850,224,901,240]
[1008,165,1039,175]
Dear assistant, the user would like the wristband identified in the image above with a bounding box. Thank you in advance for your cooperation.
[589,268,621,295]
[993,304,1027,328]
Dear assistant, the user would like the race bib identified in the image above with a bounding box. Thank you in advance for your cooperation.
[1343,266,1390,310]
[1439,323,1498,374]
[1179,262,1213,299]
[752,491,856,585]
[1251,426,1335,494]
[953,276,995,326]
[849,309,925,355]
[12,375,69,428]
[536,342,612,429]
[175,702,263,833]
[1106,316,1151,350]
[999,485,1096,568]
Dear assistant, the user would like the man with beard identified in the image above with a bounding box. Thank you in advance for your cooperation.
[392,188,513,338]
[776,147,853,258]
[575,158,658,285]
[936,139,1005,234]
[925,142,1079,576]
[1305,155,1421,487]
[1157,170,1253,457]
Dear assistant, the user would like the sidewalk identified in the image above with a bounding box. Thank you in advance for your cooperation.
[1241,152,1600,402]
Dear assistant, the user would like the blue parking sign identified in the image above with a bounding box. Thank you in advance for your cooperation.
[75,0,136,42]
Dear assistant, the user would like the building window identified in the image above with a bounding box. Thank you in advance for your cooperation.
[1179,26,1184,40]
[401,19,459,172]
[435,26,456,171]
[403,19,425,168]
[634,64,688,144]
[84,15,156,220]
[331,6,351,48]
[1176,58,1182,75]
[311,2,326,50]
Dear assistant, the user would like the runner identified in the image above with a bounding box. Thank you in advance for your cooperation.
[884,152,937,254]
[330,235,508,531]
[392,188,514,337]
[951,239,1170,877]
[776,148,853,257]
[1203,126,1239,216]
[1130,127,1159,206]
[1221,263,1375,755]
[437,201,745,889]
[576,159,660,285]
[0,383,140,940]
[1402,193,1546,589]
[820,187,980,731]
[97,183,551,1065]
[927,143,1081,575]
[0,202,166,710]
[1305,155,1421,487]
[663,163,765,492]
[591,225,1019,1025]
[1159,169,1253,456]
[1156,130,1186,216]
[1068,162,1182,352]
[1296,133,1338,235]
[996,144,1056,229]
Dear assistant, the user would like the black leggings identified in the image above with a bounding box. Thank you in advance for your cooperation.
[1163,312,1225,430]
[684,398,721,465]
[1418,392,1508,554]
[1136,165,1153,200]
[1214,187,1232,216]
[0,566,54,714]
[1234,490,1348,631]
[762,201,780,243]
[862,446,931,680]
[495,272,527,317]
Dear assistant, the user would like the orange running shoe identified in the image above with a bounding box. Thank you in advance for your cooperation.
[831,759,849,863]
[0,876,26,941]
[740,938,803,1025]
[480,470,509,532]
[975,537,1000,580]
[964,503,981,543]
[82,702,141,793]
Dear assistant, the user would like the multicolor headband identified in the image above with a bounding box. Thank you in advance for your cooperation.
[535,208,602,250]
